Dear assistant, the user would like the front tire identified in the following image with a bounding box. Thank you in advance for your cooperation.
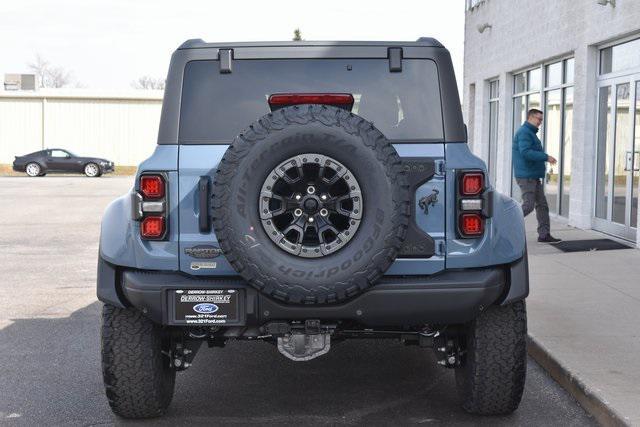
[84,162,100,177]
[455,301,527,415]
[25,162,41,177]
[101,304,175,418]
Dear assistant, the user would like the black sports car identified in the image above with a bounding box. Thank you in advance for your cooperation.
[13,148,115,177]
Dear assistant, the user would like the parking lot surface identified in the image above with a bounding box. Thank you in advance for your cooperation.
[0,176,595,425]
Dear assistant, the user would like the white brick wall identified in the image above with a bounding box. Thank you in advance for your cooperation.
[463,0,640,244]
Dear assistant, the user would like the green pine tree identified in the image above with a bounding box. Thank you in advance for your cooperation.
[293,28,303,41]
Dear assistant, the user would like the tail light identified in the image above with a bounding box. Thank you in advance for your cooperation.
[460,213,484,236]
[268,93,354,110]
[457,171,489,238]
[141,216,165,238]
[460,173,483,196]
[140,175,165,199]
[134,173,168,240]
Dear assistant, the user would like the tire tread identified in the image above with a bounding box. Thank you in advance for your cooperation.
[101,304,175,418]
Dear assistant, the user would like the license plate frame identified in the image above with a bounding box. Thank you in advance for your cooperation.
[169,289,244,326]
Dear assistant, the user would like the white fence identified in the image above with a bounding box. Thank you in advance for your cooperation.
[0,90,163,166]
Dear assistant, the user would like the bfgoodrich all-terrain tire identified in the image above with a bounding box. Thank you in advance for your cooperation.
[455,301,527,415]
[101,304,175,418]
[212,105,410,305]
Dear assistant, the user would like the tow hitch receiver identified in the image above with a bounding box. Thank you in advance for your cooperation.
[275,320,332,361]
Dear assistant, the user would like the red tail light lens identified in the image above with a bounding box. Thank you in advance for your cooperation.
[140,175,165,199]
[461,173,484,196]
[141,216,165,238]
[268,93,354,108]
[460,213,484,236]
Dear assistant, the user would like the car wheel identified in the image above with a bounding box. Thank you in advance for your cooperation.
[84,162,100,177]
[455,301,527,415]
[101,304,175,418]
[25,162,41,177]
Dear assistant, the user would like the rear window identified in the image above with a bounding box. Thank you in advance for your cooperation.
[179,58,443,143]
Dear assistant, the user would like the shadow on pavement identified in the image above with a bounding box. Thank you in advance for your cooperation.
[0,302,595,426]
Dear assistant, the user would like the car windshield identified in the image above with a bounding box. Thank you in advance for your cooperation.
[179,58,444,143]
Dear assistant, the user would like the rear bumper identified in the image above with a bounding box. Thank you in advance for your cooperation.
[97,254,528,327]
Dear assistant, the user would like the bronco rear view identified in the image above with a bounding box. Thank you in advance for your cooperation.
[98,38,529,418]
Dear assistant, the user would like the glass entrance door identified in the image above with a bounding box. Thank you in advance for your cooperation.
[594,78,640,240]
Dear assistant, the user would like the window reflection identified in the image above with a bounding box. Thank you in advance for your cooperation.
[561,87,573,217]
[544,89,562,214]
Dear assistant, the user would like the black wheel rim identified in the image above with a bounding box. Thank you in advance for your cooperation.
[259,153,363,258]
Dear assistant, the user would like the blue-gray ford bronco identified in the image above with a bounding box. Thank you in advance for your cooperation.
[98,38,528,418]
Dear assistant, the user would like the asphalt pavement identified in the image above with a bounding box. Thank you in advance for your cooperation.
[0,176,596,425]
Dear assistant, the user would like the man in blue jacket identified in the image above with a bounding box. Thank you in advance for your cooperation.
[513,108,561,243]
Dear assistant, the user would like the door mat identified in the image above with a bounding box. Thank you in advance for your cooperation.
[553,238,632,253]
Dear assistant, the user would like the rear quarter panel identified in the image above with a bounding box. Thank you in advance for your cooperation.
[444,143,526,268]
[99,145,180,270]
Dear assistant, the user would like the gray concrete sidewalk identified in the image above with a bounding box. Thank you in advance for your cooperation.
[525,217,640,426]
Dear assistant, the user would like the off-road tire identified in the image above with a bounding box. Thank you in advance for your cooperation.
[212,105,410,305]
[101,304,175,418]
[455,301,527,415]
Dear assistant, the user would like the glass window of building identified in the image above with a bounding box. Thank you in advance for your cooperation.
[564,58,575,85]
[544,89,562,214]
[511,59,575,214]
[561,87,573,216]
[546,62,562,87]
[633,82,640,228]
[514,72,526,93]
[596,86,613,220]
[595,39,640,240]
[612,83,631,225]
[600,38,640,75]
[528,68,541,91]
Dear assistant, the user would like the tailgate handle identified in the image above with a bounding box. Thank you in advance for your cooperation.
[198,176,211,232]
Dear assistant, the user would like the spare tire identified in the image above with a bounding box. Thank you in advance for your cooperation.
[212,105,410,304]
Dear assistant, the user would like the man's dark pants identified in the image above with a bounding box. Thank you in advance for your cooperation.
[516,178,550,238]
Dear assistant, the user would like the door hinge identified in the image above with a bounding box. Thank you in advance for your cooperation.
[219,49,233,74]
[388,47,403,72]
[436,240,446,256]
[435,160,446,176]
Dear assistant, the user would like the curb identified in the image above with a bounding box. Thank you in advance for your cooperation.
[527,334,630,427]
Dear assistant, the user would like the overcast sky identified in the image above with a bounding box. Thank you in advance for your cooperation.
[1,0,464,92]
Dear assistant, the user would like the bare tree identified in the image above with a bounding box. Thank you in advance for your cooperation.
[27,54,74,88]
[131,76,166,90]
[293,28,303,41]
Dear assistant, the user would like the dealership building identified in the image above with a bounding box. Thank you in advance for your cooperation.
[463,0,640,246]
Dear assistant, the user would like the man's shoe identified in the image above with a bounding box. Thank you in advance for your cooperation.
[538,234,562,243]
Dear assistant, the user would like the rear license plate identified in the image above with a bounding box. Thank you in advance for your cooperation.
[171,289,241,325]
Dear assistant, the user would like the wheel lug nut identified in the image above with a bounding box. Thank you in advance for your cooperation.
[307,186,315,194]
[294,208,302,216]
[320,208,328,217]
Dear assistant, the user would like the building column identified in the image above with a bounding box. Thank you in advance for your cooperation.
[568,44,598,229]
[496,72,514,195]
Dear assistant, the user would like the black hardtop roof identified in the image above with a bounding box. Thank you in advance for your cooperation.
[178,37,444,50]
[158,36,465,144]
